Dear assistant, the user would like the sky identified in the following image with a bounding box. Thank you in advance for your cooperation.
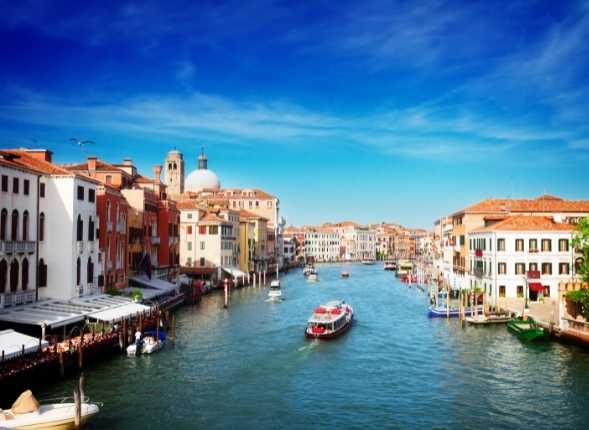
[0,0,588,228]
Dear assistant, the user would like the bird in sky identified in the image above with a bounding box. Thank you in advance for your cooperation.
[69,137,95,149]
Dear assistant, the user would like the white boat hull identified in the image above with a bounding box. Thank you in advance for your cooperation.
[1,403,99,429]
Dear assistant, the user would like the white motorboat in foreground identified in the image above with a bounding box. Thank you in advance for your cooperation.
[305,300,354,339]
[307,273,318,282]
[0,390,100,430]
[267,279,283,301]
[127,332,165,356]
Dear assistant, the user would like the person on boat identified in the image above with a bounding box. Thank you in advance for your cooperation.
[134,329,142,348]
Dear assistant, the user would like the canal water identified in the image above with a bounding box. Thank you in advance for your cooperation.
[40,264,589,429]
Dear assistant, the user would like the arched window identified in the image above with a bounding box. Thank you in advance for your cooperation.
[39,258,47,287]
[21,258,28,290]
[576,257,585,273]
[76,257,81,285]
[39,213,45,241]
[10,259,19,292]
[88,216,94,241]
[22,210,29,241]
[87,257,93,284]
[0,209,7,240]
[0,259,7,293]
[11,209,18,241]
[77,215,83,241]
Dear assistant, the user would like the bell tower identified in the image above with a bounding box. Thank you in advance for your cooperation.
[164,148,184,195]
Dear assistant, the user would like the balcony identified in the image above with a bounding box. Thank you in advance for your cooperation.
[107,221,113,232]
[0,290,36,309]
[76,241,84,254]
[472,267,484,278]
[151,236,160,245]
[79,283,101,297]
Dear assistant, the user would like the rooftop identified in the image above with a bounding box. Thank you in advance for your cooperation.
[472,216,576,233]
[454,195,589,216]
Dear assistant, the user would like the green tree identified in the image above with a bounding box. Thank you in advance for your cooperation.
[572,217,589,283]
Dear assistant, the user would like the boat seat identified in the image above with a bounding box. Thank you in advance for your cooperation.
[0,410,15,420]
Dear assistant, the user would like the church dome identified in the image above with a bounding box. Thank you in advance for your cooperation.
[184,147,221,192]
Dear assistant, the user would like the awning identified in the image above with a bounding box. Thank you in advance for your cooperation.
[0,329,48,360]
[89,302,150,323]
[222,267,248,278]
[128,275,179,300]
[528,282,544,293]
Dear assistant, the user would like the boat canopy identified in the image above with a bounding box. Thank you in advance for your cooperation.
[88,302,150,323]
[222,267,248,278]
[128,275,179,300]
[0,330,48,360]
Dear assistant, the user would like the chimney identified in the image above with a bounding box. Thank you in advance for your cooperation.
[87,156,97,172]
[25,149,53,163]
[123,158,133,166]
[154,165,162,183]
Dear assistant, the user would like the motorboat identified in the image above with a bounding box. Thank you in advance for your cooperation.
[127,330,166,356]
[305,300,354,339]
[0,390,100,429]
[303,265,316,277]
[384,261,397,271]
[307,273,318,282]
[267,279,282,301]
[361,260,376,265]
[341,272,350,278]
[427,304,483,318]
[507,317,549,342]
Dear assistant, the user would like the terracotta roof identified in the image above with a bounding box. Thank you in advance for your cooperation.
[0,152,43,174]
[176,200,204,210]
[63,159,128,174]
[223,188,276,200]
[455,195,589,216]
[239,210,268,221]
[1,149,99,184]
[199,212,225,223]
[472,216,576,233]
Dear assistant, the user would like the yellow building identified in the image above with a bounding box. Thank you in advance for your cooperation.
[239,210,268,272]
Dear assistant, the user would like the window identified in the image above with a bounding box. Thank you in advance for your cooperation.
[88,217,95,241]
[544,285,550,297]
[10,260,18,292]
[1,175,7,192]
[517,286,524,298]
[13,177,19,194]
[77,215,83,241]
[200,257,205,267]
[200,241,205,250]
[21,258,28,290]
[105,175,112,185]
[187,213,193,219]
[76,257,81,285]
[529,239,538,252]
[541,239,552,252]
[22,210,29,241]
[40,183,45,198]
[558,239,569,252]
[267,201,272,208]
[209,225,218,235]
[11,210,18,241]
[0,209,6,240]
[39,213,45,241]
[529,262,538,272]
[460,235,465,246]
[515,239,524,252]
[515,263,525,275]
[87,257,93,284]
[0,259,7,293]
[187,226,192,235]
[499,286,506,297]
[77,186,84,200]
[498,262,507,274]
[541,262,552,275]
[497,238,505,251]
[24,179,30,195]
[559,263,570,275]
[187,242,192,251]
[199,225,207,235]
[249,201,253,208]
[39,259,47,287]
[89,189,95,203]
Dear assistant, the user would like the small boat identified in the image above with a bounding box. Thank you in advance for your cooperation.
[305,300,353,339]
[384,261,397,271]
[0,390,100,429]
[127,330,166,356]
[341,271,350,278]
[307,273,318,282]
[427,305,483,318]
[466,313,511,325]
[303,265,315,277]
[267,279,282,301]
[361,260,376,265]
[507,317,549,342]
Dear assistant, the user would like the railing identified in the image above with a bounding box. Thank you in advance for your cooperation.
[13,241,35,253]
[107,221,113,232]
[77,242,84,254]
[117,222,126,233]
[562,317,589,335]
[79,283,101,297]
[151,236,160,245]
[2,241,14,253]
[0,290,36,309]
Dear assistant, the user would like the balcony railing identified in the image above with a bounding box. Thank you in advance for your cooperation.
[77,241,84,254]
[1,241,35,254]
[151,236,160,245]
[472,267,484,278]
[117,222,126,233]
[79,283,101,297]
[0,290,36,309]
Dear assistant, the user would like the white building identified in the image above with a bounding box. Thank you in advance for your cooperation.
[468,216,580,307]
[2,150,101,301]
[304,229,341,262]
[0,151,39,308]
[283,237,297,265]
[195,209,240,271]
[342,226,376,261]
[178,201,203,268]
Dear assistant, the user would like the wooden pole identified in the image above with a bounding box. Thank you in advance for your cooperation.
[156,312,160,343]
[224,279,229,308]
[59,350,64,377]
[446,287,450,319]
[78,342,83,370]
[172,314,176,342]
[79,373,85,403]
[73,384,81,430]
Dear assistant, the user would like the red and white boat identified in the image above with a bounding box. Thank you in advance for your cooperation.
[305,300,354,339]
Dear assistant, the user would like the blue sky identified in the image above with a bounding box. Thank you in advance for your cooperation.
[1,0,588,228]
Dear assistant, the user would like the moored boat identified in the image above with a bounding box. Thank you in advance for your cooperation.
[303,265,315,277]
[466,313,511,325]
[507,317,549,342]
[384,261,397,271]
[427,305,483,318]
[127,330,166,356]
[305,300,353,339]
[0,390,100,429]
[341,271,350,278]
[361,259,376,265]
[307,273,318,282]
